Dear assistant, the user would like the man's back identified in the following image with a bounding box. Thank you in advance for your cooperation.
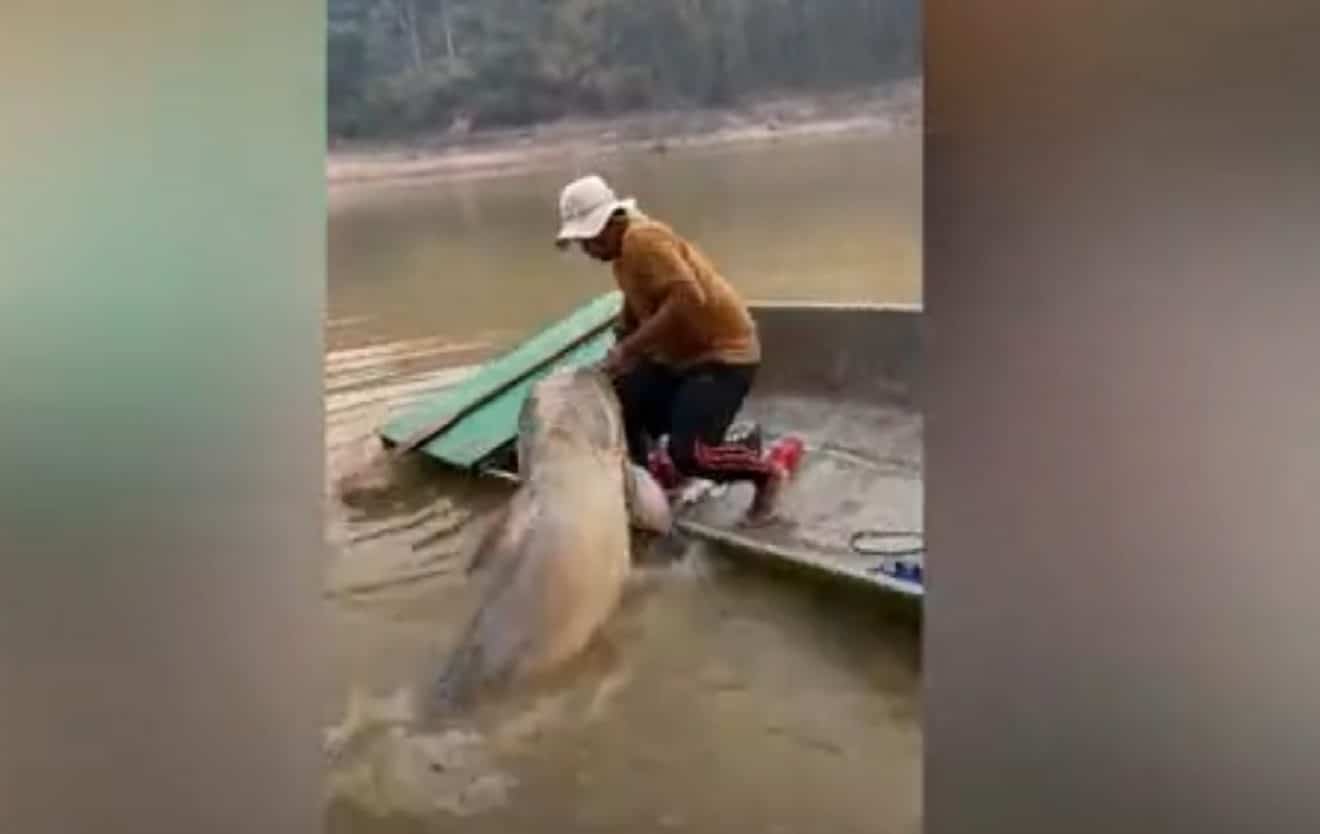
[612,217,761,368]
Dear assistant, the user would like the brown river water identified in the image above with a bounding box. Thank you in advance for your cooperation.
[323,131,922,834]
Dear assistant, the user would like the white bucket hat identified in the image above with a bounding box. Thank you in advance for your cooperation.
[555,174,636,246]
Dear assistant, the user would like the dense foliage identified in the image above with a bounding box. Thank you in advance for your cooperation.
[329,0,919,139]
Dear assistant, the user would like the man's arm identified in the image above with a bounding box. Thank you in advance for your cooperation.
[612,235,705,363]
[615,282,699,360]
[614,301,638,340]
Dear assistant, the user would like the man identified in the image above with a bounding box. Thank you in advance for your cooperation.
[554,174,787,523]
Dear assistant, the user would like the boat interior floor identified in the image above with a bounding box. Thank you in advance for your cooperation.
[676,394,922,580]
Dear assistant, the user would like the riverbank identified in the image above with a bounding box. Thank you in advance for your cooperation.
[328,78,920,193]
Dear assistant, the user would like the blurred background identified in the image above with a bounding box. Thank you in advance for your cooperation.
[327,0,918,140]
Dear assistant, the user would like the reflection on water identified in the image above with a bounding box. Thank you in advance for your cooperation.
[324,134,921,834]
[327,134,920,353]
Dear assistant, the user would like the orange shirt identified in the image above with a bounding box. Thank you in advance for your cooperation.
[612,218,760,368]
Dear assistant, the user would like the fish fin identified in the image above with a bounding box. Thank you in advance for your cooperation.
[429,636,482,714]
[465,502,513,577]
[430,603,531,715]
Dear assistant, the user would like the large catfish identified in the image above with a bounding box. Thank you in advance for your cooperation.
[428,366,671,713]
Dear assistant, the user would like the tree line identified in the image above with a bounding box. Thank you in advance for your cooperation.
[329,0,919,140]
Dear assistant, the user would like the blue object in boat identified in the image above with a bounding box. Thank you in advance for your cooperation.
[870,556,923,586]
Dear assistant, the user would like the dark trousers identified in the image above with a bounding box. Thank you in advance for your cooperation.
[613,358,775,487]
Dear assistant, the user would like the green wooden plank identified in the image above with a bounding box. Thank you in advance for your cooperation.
[414,328,615,468]
[380,291,622,468]
[380,290,621,447]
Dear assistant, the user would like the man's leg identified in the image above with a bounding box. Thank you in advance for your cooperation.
[666,363,780,484]
[611,358,678,466]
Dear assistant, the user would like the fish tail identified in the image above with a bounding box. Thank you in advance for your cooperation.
[427,631,483,717]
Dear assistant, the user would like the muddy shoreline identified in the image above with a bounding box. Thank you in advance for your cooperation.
[328,78,921,194]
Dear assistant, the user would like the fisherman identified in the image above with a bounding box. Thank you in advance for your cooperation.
[554,174,787,523]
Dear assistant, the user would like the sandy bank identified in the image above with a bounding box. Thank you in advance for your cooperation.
[328,79,921,194]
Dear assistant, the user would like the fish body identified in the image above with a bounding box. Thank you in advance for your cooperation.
[431,367,641,710]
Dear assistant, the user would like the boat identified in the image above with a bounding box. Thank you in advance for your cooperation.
[379,291,924,605]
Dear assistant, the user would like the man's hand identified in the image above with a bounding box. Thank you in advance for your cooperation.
[613,307,637,342]
[599,343,636,377]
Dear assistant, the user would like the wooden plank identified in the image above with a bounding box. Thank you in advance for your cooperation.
[380,291,623,467]
[414,329,614,468]
[389,315,618,457]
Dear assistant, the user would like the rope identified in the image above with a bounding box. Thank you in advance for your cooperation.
[848,529,925,558]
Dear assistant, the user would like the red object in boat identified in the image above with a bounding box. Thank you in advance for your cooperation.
[765,435,805,475]
[647,445,682,490]
[648,431,802,489]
